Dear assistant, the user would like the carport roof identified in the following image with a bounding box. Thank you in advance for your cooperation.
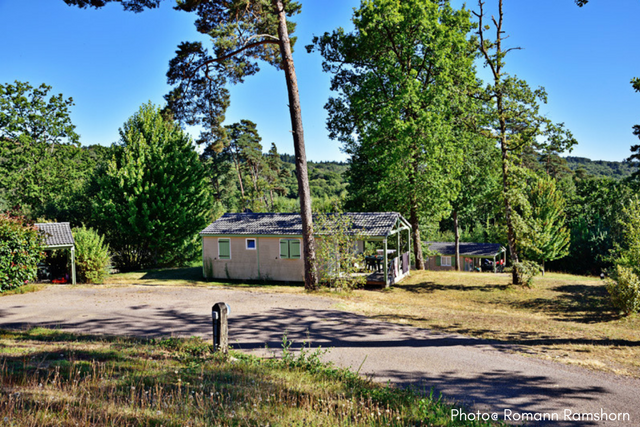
[35,222,75,247]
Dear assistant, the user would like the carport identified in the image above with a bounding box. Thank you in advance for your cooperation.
[35,222,76,285]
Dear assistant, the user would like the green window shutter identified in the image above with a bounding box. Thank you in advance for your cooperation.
[451,256,456,267]
[219,239,230,259]
[290,240,301,259]
[436,256,441,267]
[280,240,289,259]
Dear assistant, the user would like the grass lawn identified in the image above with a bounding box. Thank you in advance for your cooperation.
[0,328,496,426]
[340,271,640,378]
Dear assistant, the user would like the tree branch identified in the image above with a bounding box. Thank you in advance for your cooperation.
[192,36,280,77]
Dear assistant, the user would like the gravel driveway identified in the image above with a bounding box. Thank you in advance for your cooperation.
[1,285,638,426]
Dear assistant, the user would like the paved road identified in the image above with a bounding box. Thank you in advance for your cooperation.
[1,285,638,426]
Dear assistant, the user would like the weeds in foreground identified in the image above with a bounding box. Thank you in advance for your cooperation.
[0,328,496,426]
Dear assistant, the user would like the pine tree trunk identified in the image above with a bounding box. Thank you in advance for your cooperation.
[273,0,318,290]
[453,210,460,271]
[231,155,246,203]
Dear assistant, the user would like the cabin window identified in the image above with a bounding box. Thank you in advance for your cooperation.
[246,238,256,250]
[441,256,451,267]
[280,239,301,259]
[218,239,231,260]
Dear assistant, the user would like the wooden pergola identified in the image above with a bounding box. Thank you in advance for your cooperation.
[362,214,412,287]
[35,222,76,285]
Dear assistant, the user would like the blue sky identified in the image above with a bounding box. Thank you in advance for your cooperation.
[1,0,639,162]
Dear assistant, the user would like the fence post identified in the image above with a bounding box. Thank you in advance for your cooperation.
[212,302,229,353]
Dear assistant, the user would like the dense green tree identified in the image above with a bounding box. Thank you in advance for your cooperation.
[0,81,81,215]
[551,177,631,275]
[607,195,640,314]
[474,0,576,284]
[312,0,478,269]
[263,143,288,210]
[224,120,261,208]
[520,175,570,274]
[36,144,113,225]
[93,103,212,270]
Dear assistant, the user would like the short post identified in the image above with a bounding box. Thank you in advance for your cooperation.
[212,302,229,353]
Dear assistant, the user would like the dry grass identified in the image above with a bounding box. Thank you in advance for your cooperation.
[335,271,640,377]
[0,328,497,426]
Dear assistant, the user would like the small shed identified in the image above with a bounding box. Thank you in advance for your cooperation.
[425,242,506,272]
[35,222,76,285]
[200,212,412,287]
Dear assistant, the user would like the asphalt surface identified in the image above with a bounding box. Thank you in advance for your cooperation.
[1,285,638,426]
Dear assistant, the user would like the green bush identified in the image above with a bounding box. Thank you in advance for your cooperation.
[0,213,45,291]
[315,213,366,291]
[73,226,110,284]
[513,260,542,288]
[607,265,640,315]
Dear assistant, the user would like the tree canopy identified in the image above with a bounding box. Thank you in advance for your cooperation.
[0,81,83,215]
[93,102,212,270]
[520,175,570,273]
[474,0,576,284]
[311,0,479,269]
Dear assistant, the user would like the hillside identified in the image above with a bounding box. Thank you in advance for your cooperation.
[565,156,637,179]
[280,155,349,199]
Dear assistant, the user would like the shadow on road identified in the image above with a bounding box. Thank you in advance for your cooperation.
[2,301,635,426]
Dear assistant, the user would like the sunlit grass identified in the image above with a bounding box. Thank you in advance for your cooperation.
[335,270,640,377]
[0,328,497,426]
[0,283,46,297]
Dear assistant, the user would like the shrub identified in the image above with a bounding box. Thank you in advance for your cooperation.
[607,265,640,315]
[0,213,45,291]
[513,260,542,288]
[608,195,640,314]
[73,226,110,284]
[315,213,366,291]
